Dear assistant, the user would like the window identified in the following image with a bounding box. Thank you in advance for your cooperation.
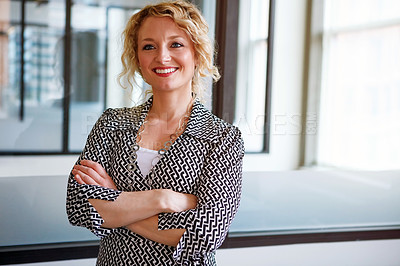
[234,0,273,152]
[309,0,400,170]
[0,0,66,152]
[68,3,140,151]
[0,0,217,154]
[1,0,273,155]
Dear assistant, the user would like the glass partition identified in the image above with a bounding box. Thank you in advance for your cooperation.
[230,171,400,234]
[0,0,65,152]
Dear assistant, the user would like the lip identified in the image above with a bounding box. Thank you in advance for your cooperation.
[152,67,178,77]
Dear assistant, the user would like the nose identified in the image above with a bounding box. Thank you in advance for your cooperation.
[156,46,171,63]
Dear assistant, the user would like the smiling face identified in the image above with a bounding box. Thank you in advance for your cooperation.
[137,16,197,95]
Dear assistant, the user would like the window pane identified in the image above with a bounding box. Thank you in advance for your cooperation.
[319,1,400,170]
[235,0,269,152]
[68,4,109,151]
[68,2,153,152]
[326,0,400,29]
[0,0,65,152]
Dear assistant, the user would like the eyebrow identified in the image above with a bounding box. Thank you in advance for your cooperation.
[140,35,186,42]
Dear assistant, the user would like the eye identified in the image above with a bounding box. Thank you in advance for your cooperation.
[142,44,155,50]
[171,42,183,48]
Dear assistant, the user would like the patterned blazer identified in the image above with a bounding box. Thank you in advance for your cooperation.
[66,97,244,265]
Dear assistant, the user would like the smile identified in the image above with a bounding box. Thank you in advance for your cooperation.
[153,67,178,74]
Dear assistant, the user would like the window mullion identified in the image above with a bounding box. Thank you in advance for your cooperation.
[262,0,275,153]
[19,0,25,121]
[62,0,72,153]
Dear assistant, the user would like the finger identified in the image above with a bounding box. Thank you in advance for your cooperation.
[74,174,85,185]
[73,164,103,184]
[73,169,100,186]
[80,160,116,190]
[81,160,108,177]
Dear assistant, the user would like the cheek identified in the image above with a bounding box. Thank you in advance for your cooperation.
[181,51,196,69]
[137,53,147,68]
[138,51,154,68]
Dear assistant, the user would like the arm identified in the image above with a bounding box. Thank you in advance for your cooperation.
[67,109,198,238]
[157,126,244,262]
[126,215,186,247]
[66,109,121,237]
[66,110,176,235]
[73,160,198,229]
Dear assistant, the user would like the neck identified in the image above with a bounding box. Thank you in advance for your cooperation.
[150,91,193,122]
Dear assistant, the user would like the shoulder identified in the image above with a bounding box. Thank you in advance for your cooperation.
[213,115,244,155]
[209,111,242,140]
[187,102,243,149]
[94,102,148,131]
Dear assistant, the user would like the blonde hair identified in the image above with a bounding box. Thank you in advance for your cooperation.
[118,0,220,101]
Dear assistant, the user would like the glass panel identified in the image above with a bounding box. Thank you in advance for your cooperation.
[230,171,400,233]
[235,0,269,152]
[68,2,146,152]
[0,0,65,152]
[318,1,400,170]
[68,3,108,151]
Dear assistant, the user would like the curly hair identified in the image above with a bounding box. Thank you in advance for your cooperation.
[118,0,220,101]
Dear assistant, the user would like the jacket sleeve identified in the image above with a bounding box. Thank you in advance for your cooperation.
[158,126,244,263]
[66,109,122,238]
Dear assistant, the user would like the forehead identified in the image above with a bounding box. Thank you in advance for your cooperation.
[138,16,190,40]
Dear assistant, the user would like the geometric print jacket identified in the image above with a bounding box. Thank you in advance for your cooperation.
[66,97,244,265]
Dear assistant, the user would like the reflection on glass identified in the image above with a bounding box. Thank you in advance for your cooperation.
[0,0,65,152]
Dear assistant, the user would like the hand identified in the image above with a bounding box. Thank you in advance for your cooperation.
[159,189,198,213]
[126,215,185,247]
[72,160,117,190]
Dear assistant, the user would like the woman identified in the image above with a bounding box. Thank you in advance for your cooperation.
[66,1,244,265]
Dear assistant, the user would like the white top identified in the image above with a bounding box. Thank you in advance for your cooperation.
[136,147,160,176]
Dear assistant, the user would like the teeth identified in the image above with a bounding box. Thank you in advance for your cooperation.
[155,68,176,74]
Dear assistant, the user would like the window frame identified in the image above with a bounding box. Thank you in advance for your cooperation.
[0,0,275,155]
[213,0,275,153]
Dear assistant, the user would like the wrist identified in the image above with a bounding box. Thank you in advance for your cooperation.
[152,189,169,213]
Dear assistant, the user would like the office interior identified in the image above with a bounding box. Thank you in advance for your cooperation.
[0,0,399,265]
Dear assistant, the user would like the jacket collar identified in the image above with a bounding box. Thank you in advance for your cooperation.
[131,97,221,143]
